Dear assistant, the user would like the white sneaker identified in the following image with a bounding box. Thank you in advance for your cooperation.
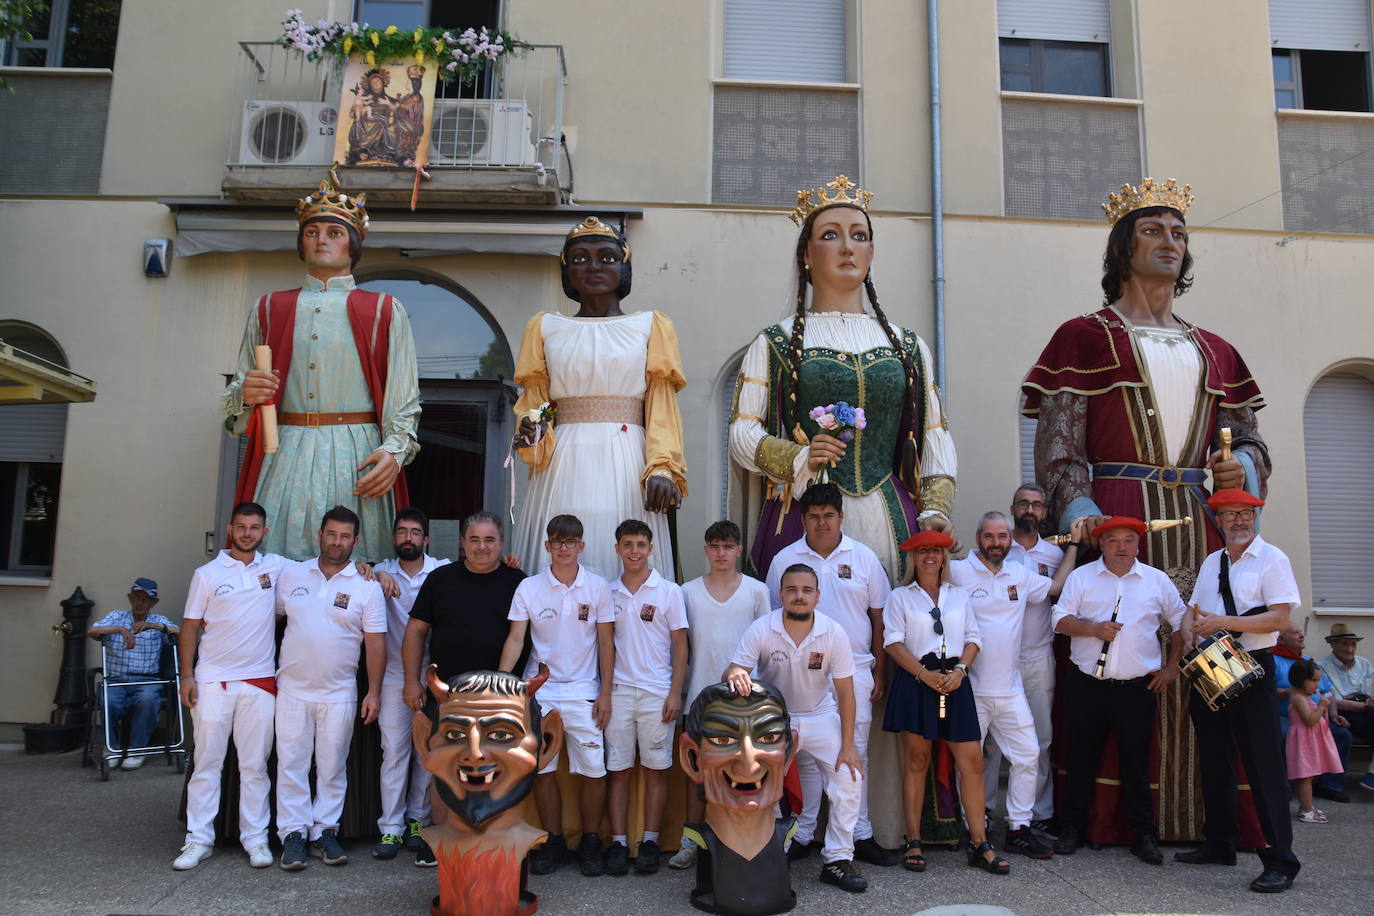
[247,843,273,868]
[121,756,145,770]
[173,842,214,870]
[668,844,697,869]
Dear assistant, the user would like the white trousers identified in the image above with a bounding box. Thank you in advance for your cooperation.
[377,674,432,835]
[793,709,863,864]
[975,691,1040,828]
[275,692,357,841]
[185,680,275,848]
[796,665,873,845]
[984,655,1055,821]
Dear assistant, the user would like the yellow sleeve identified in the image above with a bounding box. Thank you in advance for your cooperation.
[513,312,555,471]
[642,311,688,497]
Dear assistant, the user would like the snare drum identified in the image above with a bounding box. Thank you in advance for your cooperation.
[1178,630,1264,712]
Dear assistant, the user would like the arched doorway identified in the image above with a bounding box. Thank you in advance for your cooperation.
[357,271,514,559]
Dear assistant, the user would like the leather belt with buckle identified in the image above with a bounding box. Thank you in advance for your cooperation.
[278,411,377,428]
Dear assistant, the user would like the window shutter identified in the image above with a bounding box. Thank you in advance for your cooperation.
[1270,0,1371,52]
[0,404,67,462]
[724,0,846,82]
[997,0,1110,43]
[1304,372,1374,607]
[1020,414,1037,485]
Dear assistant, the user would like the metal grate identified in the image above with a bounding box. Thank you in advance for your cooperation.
[712,85,859,206]
[0,72,110,194]
[1277,115,1374,234]
[1001,96,1141,219]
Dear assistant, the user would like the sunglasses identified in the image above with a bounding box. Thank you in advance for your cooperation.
[930,606,943,636]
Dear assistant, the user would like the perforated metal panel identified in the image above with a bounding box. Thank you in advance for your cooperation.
[1270,0,1370,51]
[998,0,1110,42]
[1020,413,1037,484]
[1001,97,1141,219]
[725,0,846,82]
[712,85,859,206]
[1277,115,1374,233]
[0,72,109,194]
[1305,372,1374,607]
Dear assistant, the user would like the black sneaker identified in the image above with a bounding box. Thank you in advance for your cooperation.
[414,837,437,867]
[309,829,349,865]
[1313,784,1350,804]
[819,859,868,893]
[786,838,817,862]
[1030,818,1058,838]
[634,839,661,874]
[1004,826,1054,859]
[853,836,900,867]
[404,818,426,851]
[280,831,308,871]
[372,832,404,860]
[531,834,567,875]
[1053,825,1083,856]
[604,840,629,876]
[579,833,606,877]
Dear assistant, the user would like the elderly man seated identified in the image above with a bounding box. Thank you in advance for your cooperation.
[1274,623,1352,803]
[87,578,180,770]
[1319,624,1374,793]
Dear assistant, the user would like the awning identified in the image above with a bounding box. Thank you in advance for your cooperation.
[0,341,97,404]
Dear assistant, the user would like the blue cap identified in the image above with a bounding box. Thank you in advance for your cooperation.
[131,577,159,598]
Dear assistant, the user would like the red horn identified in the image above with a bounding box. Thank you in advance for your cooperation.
[525,663,550,696]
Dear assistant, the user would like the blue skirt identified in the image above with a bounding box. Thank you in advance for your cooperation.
[883,654,981,743]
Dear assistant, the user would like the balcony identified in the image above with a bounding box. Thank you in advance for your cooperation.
[223,40,567,206]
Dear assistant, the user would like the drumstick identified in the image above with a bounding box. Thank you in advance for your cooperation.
[1220,427,1232,462]
[254,345,279,454]
[1093,596,1122,679]
[1046,517,1191,544]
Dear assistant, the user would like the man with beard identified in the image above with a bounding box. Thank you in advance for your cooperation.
[725,564,866,894]
[412,665,565,916]
[275,506,387,871]
[370,508,450,865]
[1174,490,1300,893]
[949,511,1077,859]
[678,681,799,915]
[174,501,285,871]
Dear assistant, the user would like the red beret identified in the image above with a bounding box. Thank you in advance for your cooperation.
[900,529,955,551]
[1091,516,1147,538]
[1207,488,1265,510]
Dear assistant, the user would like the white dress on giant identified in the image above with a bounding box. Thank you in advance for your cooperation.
[511,311,672,581]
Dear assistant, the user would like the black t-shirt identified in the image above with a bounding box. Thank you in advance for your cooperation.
[410,561,528,680]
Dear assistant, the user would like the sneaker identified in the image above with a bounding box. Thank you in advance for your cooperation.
[246,843,272,868]
[172,842,213,871]
[818,859,868,893]
[786,838,817,862]
[578,832,606,877]
[853,835,900,867]
[404,819,426,851]
[414,838,437,867]
[373,833,404,860]
[1053,825,1083,856]
[309,829,349,865]
[604,840,630,876]
[531,835,567,875]
[1360,773,1374,792]
[1030,818,1058,838]
[121,756,145,771]
[1004,826,1054,860]
[634,839,661,874]
[1297,808,1328,824]
[668,843,697,869]
[280,832,308,871]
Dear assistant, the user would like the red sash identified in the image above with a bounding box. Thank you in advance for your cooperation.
[232,287,411,511]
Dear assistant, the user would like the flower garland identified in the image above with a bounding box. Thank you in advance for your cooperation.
[280,9,523,85]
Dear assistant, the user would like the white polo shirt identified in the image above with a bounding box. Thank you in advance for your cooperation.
[184,550,288,683]
[732,610,856,717]
[765,534,889,669]
[950,554,1051,697]
[1007,536,1064,662]
[882,582,981,661]
[276,559,387,703]
[509,564,615,702]
[373,554,451,677]
[610,568,689,697]
[1053,559,1186,680]
[1189,536,1299,653]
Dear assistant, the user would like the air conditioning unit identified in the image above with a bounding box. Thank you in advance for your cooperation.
[238,100,338,166]
[428,99,534,166]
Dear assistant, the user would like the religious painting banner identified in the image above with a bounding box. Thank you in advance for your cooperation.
[334,55,437,168]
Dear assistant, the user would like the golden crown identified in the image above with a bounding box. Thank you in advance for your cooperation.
[561,217,631,263]
[297,171,369,239]
[1102,177,1193,225]
[789,175,874,226]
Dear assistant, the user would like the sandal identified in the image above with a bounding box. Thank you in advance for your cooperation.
[1297,808,1328,824]
[967,840,1010,875]
[902,837,926,872]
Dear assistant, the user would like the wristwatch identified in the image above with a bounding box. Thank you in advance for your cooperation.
[954,663,969,674]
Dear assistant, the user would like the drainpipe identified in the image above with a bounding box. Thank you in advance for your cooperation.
[927,0,946,393]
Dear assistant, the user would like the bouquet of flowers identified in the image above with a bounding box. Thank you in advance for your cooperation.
[809,401,867,443]
[523,401,557,446]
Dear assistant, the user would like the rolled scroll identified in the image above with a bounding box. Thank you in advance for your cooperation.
[254,345,279,454]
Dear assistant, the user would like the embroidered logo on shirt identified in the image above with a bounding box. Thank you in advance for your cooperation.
[807,652,825,670]
[537,607,558,620]
[289,586,310,598]
[639,604,657,622]
[333,592,350,609]
[769,649,790,665]
[259,573,273,590]
[577,603,591,622]
[1038,563,1049,577]
[836,564,853,579]
[1007,585,1018,601]
[970,586,990,600]
[213,584,234,597]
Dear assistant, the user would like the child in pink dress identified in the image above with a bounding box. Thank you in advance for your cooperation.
[1286,658,1343,824]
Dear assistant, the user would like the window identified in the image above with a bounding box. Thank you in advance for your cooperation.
[354,1,499,31]
[998,0,1110,97]
[1304,371,1374,608]
[0,323,68,575]
[3,0,122,69]
[1270,0,1372,111]
[723,0,847,83]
